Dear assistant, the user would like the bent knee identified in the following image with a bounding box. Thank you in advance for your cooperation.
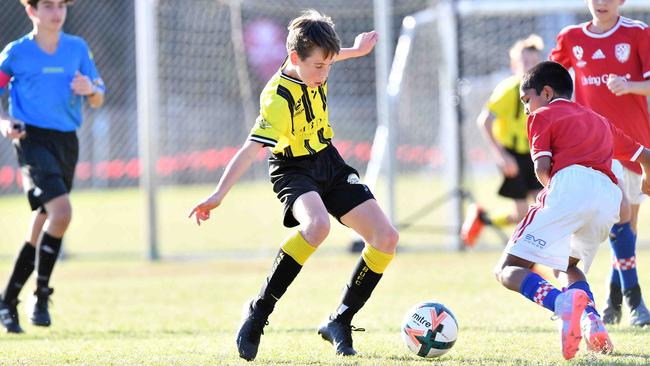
[302,216,330,246]
[369,225,399,253]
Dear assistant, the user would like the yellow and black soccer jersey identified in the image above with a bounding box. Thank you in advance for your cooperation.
[485,75,530,154]
[249,69,333,158]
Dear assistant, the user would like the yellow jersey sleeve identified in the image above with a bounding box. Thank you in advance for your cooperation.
[249,93,293,148]
[484,75,530,154]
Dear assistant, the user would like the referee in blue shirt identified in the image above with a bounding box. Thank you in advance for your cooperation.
[0,0,104,333]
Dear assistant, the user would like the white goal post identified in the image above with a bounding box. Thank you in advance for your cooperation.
[365,0,650,251]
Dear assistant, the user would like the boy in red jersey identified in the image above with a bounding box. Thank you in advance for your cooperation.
[494,61,650,360]
[550,0,650,327]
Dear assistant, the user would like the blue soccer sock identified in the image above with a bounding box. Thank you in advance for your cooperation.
[568,281,599,317]
[520,272,561,312]
[610,222,638,290]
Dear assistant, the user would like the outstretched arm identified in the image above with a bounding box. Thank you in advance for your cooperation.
[335,31,378,62]
[188,140,264,225]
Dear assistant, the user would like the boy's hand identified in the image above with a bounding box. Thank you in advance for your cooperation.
[607,74,630,96]
[188,194,223,226]
[0,117,26,139]
[498,153,519,178]
[71,71,95,96]
[352,31,378,57]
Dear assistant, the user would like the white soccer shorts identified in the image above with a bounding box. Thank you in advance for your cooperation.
[612,160,646,205]
[505,164,621,273]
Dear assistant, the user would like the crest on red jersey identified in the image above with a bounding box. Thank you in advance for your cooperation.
[573,46,586,67]
[615,43,630,63]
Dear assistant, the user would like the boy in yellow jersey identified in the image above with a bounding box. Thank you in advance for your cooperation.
[461,34,544,246]
[189,10,397,361]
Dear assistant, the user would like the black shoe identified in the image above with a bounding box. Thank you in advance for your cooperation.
[236,299,270,361]
[602,297,622,325]
[0,297,23,333]
[317,318,364,356]
[30,287,53,327]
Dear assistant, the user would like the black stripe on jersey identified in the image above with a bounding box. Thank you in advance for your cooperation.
[317,127,331,146]
[249,135,277,147]
[300,85,315,122]
[304,139,317,155]
[277,85,296,134]
[318,86,327,111]
[283,146,294,158]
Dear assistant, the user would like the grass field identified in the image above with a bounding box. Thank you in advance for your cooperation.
[0,177,649,364]
[0,250,649,365]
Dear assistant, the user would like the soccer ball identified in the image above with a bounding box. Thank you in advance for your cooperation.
[401,301,458,358]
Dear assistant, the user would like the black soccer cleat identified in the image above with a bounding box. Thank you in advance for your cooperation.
[236,299,270,361]
[602,301,622,325]
[0,297,23,333]
[317,318,364,356]
[30,287,54,327]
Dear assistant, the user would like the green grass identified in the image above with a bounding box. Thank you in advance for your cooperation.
[0,174,647,258]
[0,177,649,364]
[0,250,649,365]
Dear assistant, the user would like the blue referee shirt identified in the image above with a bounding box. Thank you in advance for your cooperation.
[0,32,105,132]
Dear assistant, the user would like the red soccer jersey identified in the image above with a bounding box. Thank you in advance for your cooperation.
[528,99,643,184]
[550,16,650,174]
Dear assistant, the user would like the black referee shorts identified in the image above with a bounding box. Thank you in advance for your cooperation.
[498,148,542,200]
[14,125,79,211]
[269,145,375,228]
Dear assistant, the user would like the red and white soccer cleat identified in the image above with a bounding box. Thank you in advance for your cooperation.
[554,289,589,360]
[581,312,613,354]
[460,204,485,247]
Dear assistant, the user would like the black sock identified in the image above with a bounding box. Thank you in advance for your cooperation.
[254,249,302,314]
[333,257,382,325]
[2,242,36,302]
[624,284,642,310]
[607,282,623,310]
[36,233,63,289]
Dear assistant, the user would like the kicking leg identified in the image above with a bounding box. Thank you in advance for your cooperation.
[318,198,398,356]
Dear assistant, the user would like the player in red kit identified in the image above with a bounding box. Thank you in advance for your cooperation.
[550,0,650,327]
[494,61,650,359]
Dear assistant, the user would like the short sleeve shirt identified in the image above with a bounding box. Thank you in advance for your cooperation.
[0,32,104,132]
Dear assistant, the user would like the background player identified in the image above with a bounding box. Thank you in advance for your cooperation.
[462,34,544,246]
[0,0,105,333]
[494,61,650,360]
[189,10,398,361]
[550,0,650,326]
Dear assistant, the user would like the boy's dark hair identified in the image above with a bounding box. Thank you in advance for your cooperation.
[21,0,74,8]
[286,9,341,60]
[521,61,573,98]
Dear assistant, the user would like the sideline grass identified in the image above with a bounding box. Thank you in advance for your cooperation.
[0,249,649,365]
[0,175,648,258]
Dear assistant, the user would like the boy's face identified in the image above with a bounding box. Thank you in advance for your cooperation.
[28,0,68,32]
[520,87,551,115]
[512,49,541,77]
[290,47,336,88]
[585,0,624,23]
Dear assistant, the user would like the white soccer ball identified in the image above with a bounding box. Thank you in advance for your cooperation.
[401,301,458,358]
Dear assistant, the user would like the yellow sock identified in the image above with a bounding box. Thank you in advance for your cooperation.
[280,231,316,266]
[361,244,395,274]
[491,213,512,228]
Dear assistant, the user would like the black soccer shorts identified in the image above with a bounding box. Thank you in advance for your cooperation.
[269,145,375,228]
[498,148,542,200]
[14,125,79,211]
